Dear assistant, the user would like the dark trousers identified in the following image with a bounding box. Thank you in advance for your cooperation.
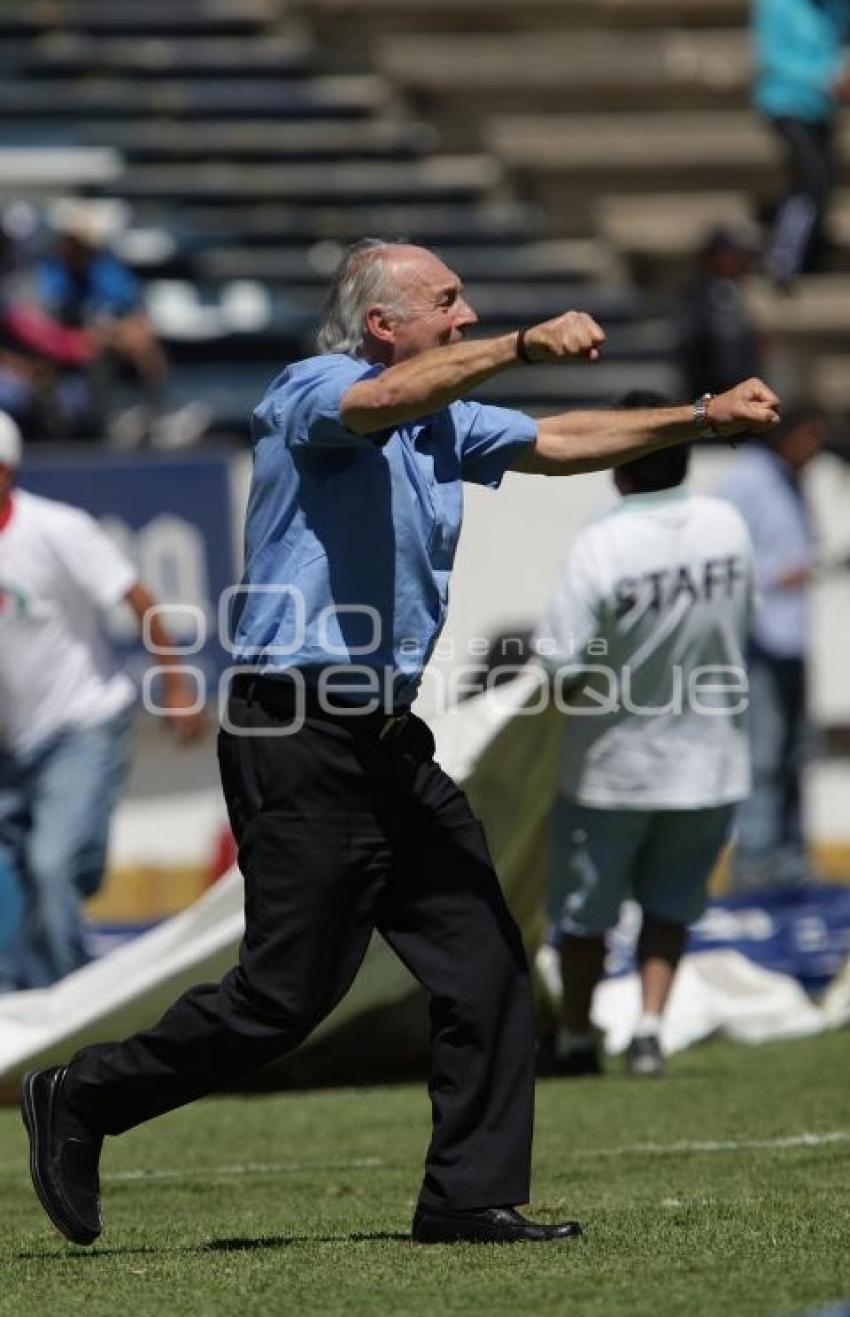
[765,115,834,282]
[64,682,536,1210]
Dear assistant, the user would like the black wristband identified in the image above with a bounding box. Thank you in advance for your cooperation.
[516,327,535,365]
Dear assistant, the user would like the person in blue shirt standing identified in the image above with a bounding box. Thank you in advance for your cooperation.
[21,239,780,1248]
[716,408,827,889]
[754,0,850,286]
[37,207,168,437]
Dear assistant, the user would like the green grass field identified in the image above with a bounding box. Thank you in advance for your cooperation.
[1,1032,848,1317]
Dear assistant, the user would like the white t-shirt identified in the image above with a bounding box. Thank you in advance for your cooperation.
[534,488,755,809]
[0,489,138,757]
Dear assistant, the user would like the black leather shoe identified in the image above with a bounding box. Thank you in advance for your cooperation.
[412,1204,583,1244]
[21,1066,103,1246]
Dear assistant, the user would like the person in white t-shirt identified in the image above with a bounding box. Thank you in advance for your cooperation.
[0,410,205,991]
[535,392,756,1078]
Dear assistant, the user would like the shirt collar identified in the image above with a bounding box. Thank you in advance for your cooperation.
[614,486,690,512]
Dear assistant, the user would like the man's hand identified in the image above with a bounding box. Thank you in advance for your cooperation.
[521,312,606,364]
[707,378,781,437]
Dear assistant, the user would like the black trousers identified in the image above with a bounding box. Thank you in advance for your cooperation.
[65,681,536,1210]
[765,115,834,282]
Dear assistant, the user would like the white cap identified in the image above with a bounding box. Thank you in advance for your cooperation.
[0,410,22,467]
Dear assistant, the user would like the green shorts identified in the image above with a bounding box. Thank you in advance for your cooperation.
[548,796,734,937]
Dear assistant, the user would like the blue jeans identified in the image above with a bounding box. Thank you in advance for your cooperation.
[730,648,808,890]
[0,704,134,991]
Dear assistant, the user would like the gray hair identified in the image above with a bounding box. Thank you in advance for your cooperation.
[316,238,409,355]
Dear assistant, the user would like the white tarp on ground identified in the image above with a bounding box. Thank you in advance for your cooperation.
[0,667,847,1084]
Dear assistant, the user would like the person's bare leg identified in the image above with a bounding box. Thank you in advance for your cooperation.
[626,915,686,1077]
[636,915,686,1020]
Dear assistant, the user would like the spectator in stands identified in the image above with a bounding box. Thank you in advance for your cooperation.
[37,205,168,441]
[754,0,850,288]
[0,216,97,440]
[535,392,756,1078]
[678,226,764,402]
[716,408,827,890]
[0,411,206,992]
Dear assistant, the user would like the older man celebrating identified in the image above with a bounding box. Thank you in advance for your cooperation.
[22,240,780,1248]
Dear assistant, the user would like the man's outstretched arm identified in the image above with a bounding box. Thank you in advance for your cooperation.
[513,379,781,477]
[340,312,605,435]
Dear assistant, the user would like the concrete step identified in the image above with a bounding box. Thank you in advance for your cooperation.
[0,0,276,37]
[597,187,850,285]
[0,75,389,120]
[172,199,544,247]
[62,118,437,164]
[20,35,313,80]
[454,359,681,411]
[104,155,499,205]
[196,238,618,286]
[486,113,850,233]
[298,0,748,49]
[377,30,750,124]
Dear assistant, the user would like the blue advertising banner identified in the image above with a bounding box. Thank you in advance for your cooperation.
[600,882,850,992]
[20,450,237,697]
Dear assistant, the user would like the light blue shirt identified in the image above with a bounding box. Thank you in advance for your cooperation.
[715,446,816,659]
[754,0,850,122]
[230,353,537,703]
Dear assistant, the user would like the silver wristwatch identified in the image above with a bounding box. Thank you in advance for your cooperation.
[693,392,718,437]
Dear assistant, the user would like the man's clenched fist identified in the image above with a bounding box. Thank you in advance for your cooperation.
[708,378,781,437]
[521,311,606,363]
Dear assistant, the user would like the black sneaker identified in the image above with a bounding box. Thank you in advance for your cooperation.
[412,1203,584,1245]
[21,1066,103,1245]
[624,1034,664,1078]
[554,1043,603,1078]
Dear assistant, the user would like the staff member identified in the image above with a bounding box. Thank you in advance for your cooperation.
[536,393,756,1080]
[22,240,780,1248]
[0,410,204,990]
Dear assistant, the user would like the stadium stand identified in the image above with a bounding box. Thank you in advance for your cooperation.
[0,0,847,439]
[0,0,713,439]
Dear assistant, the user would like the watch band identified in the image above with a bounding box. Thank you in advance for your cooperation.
[693,392,741,448]
[693,392,717,437]
[516,327,535,365]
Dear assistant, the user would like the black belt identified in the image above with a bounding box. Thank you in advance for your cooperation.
[229,672,412,740]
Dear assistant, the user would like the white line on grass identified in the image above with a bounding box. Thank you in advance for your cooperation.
[0,1156,384,1182]
[104,1156,385,1183]
[580,1132,850,1158]
[1,1133,847,1185]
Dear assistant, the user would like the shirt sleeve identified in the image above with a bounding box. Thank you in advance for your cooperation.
[51,507,138,609]
[95,257,142,316]
[265,355,390,450]
[450,399,538,489]
[35,259,67,315]
[533,531,602,678]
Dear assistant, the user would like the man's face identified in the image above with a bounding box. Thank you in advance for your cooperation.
[373,248,478,361]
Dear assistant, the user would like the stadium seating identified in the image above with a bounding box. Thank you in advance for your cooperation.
[0,0,693,434]
[1,0,845,433]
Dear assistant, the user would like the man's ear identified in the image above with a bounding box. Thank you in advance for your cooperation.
[364,305,395,345]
